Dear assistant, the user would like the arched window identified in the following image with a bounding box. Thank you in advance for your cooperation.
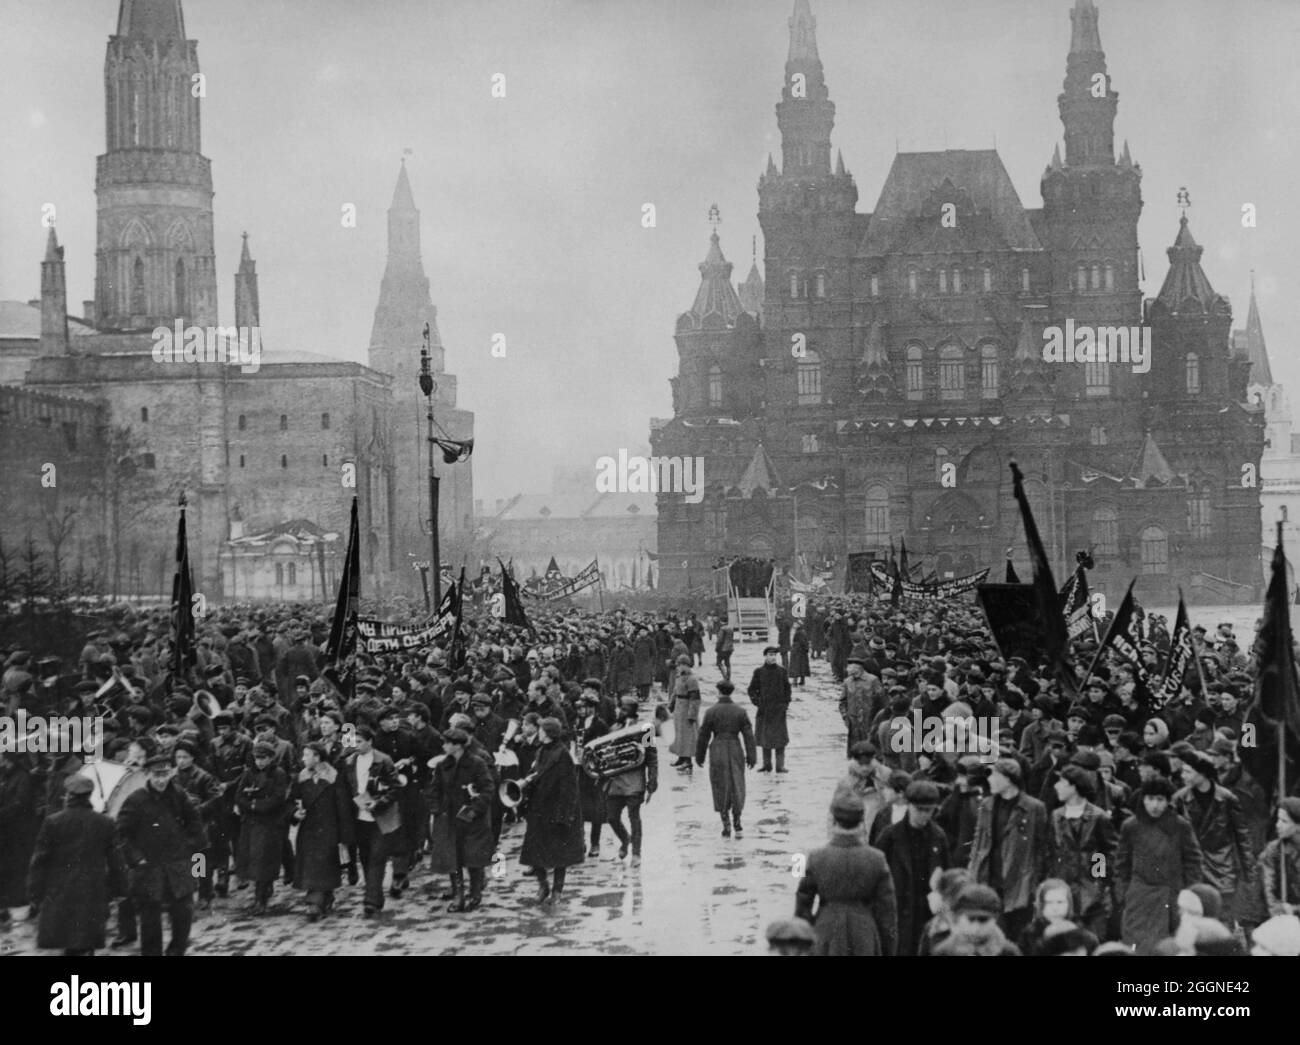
[1085,359,1110,397]
[980,344,998,398]
[801,433,819,453]
[815,272,826,298]
[1188,485,1211,538]
[939,268,948,294]
[237,414,246,431]
[983,267,992,292]
[935,447,949,484]
[1091,264,1101,290]
[1091,506,1118,556]
[1104,263,1114,291]
[939,344,965,399]
[789,271,800,298]
[1076,264,1088,292]
[131,256,146,315]
[865,485,890,541]
[1283,506,1290,523]
[1090,425,1108,446]
[707,365,723,407]
[870,274,880,297]
[906,345,924,400]
[288,563,297,586]
[952,268,962,294]
[1186,353,1200,394]
[275,563,284,586]
[279,414,288,431]
[174,259,187,316]
[908,267,918,296]
[796,351,822,405]
[1021,267,1030,293]
[321,412,330,430]
[1140,526,1169,575]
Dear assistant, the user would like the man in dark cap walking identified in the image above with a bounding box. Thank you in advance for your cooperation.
[876,780,951,955]
[748,647,792,774]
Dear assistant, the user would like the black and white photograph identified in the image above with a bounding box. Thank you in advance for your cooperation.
[2,0,1299,986]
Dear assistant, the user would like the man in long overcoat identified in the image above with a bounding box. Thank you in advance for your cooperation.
[428,728,495,912]
[795,792,898,956]
[840,658,885,758]
[519,717,585,905]
[0,752,39,920]
[27,775,126,954]
[115,754,208,956]
[631,628,658,704]
[290,742,354,920]
[695,680,756,837]
[875,780,950,955]
[748,647,792,773]
[232,742,291,914]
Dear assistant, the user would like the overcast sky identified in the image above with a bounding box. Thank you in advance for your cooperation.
[2,0,1297,502]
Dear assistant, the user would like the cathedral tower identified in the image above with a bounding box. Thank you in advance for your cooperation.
[95,0,218,331]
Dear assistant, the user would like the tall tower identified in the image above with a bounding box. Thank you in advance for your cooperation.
[40,227,70,357]
[95,0,217,331]
[776,0,833,177]
[233,232,260,329]
[368,159,444,380]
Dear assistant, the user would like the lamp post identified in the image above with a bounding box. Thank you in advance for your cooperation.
[419,326,441,608]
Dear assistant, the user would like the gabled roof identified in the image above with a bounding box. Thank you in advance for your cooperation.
[228,519,339,547]
[860,150,1041,255]
[1131,432,1174,486]
[734,443,781,496]
[0,301,97,340]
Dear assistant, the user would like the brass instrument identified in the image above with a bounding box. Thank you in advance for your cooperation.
[581,722,654,781]
[498,774,534,809]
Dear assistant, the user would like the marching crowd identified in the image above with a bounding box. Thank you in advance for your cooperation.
[1,589,1299,958]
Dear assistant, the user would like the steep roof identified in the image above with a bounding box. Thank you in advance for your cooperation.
[1131,432,1174,486]
[688,231,743,327]
[116,0,186,40]
[734,443,781,496]
[1156,217,1229,314]
[1239,282,1273,386]
[860,150,1041,255]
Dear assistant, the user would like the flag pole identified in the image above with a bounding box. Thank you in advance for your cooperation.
[1277,522,1291,901]
[1186,589,1210,704]
[596,556,605,613]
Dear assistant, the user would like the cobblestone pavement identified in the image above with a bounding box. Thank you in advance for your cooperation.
[2,642,848,956]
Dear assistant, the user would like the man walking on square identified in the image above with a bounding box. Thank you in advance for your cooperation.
[748,646,793,774]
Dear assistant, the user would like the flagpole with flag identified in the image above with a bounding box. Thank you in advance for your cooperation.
[1010,462,1075,694]
[170,494,195,683]
[325,497,361,695]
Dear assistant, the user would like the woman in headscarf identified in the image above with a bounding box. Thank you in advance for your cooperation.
[519,717,585,907]
[668,655,701,771]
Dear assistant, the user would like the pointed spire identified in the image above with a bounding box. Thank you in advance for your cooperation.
[44,224,62,262]
[738,237,765,320]
[766,153,778,176]
[1069,0,1102,54]
[835,149,846,175]
[234,232,260,330]
[1242,276,1273,386]
[1157,215,1228,313]
[736,443,781,497]
[1050,143,1063,171]
[116,0,186,40]
[690,228,742,326]
[40,224,69,355]
[787,0,820,64]
[1118,139,1132,167]
[391,158,416,212]
[238,230,252,267]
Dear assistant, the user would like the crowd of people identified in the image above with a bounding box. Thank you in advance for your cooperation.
[1,586,1299,958]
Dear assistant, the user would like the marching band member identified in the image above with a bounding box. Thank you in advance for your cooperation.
[233,741,291,915]
[427,728,494,913]
[574,691,609,858]
[519,717,584,907]
[603,696,657,861]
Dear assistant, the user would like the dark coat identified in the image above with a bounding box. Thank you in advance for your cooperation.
[968,790,1050,913]
[28,799,126,950]
[748,663,792,749]
[575,715,610,823]
[291,763,354,893]
[794,831,898,956]
[789,629,810,678]
[0,764,40,907]
[605,645,634,695]
[1115,802,1204,954]
[428,751,496,872]
[1173,783,1254,895]
[1047,801,1118,922]
[233,764,290,882]
[632,635,658,687]
[876,818,951,956]
[116,782,208,901]
[519,742,585,870]
[694,697,756,814]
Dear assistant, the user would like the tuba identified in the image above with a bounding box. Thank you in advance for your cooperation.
[581,722,654,781]
[498,776,529,809]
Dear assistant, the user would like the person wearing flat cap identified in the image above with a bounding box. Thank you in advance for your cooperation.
[794,791,898,956]
[27,773,126,955]
[748,646,793,773]
[695,680,757,838]
[968,758,1050,941]
[115,753,208,956]
[840,658,885,760]
[765,916,814,956]
[1174,750,1254,927]
[932,884,1023,955]
[171,740,224,908]
[667,654,701,772]
[875,780,950,955]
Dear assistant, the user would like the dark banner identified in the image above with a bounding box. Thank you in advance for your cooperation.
[870,562,989,600]
[522,559,601,601]
[357,583,459,652]
[845,553,875,594]
[976,583,1045,663]
[1152,596,1193,710]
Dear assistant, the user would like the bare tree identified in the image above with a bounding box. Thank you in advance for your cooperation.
[41,502,79,590]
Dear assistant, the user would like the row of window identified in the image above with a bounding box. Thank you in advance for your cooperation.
[232,454,331,469]
[789,264,1121,300]
[141,409,336,431]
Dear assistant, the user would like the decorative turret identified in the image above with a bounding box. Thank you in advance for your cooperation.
[233,232,260,330]
[856,320,898,402]
[40,225,69,357]
[1059,0,1116,168]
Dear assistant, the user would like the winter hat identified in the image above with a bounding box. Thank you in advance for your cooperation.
[1144,718,1170,746]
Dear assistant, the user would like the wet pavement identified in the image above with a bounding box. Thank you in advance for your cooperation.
[3,643,848,956]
